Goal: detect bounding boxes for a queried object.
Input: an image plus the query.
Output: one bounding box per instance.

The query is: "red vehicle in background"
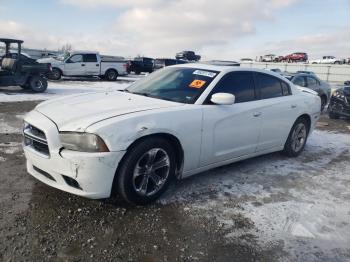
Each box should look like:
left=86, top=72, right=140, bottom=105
left=284, top=52, right=308, bottom=63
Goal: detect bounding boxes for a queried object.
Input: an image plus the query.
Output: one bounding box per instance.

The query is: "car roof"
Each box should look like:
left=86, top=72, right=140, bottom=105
left=70, top=51, right=99, bottom=55
left=0, top=38, right=24, bottom=44
left=172, top=63, right=292, bottom=78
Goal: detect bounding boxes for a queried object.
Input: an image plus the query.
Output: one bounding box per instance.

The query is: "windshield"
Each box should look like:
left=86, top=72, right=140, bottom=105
left=126, top=67, right=220, bottom=104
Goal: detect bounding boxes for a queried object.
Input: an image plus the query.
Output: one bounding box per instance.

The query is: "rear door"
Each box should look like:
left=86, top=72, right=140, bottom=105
left=83, top=54, right=100, bottom=75
left=200, top=71, right=262, bottom=166
left=255, top=72, right=300, bottom=151
left=63, top=54, right=85, bottom=76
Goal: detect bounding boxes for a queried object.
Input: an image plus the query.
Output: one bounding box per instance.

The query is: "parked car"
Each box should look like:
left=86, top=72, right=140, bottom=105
left=283, top=72, right=331, bottom=111
left=153, top=58, right=187, bottom=70
left=38, top=51, right=128, bottom=81
left=240, top=58, right=253, bottom=62
left=23, top=64, right=320, bottom=205
left=284, top=52, right=308, bottom=63
left=262, top=54, right=276, bottom=62
left=204, top=60, right=240, bottom=66
left=329, top=81, right=350, bottom=119
left=309, top=56, right=344, bottom=64
left=269, top=68, right=282, bottom=74
left=0, top=38, right=50, bottom=92
left=127, top=57, right=154, bottom=75
left=175, top=51, right=201, bottom=61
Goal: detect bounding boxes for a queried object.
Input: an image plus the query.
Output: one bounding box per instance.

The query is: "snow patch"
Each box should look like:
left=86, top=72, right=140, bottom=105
left=160, top=130, right=350, bottom=260
left=0, top=80, right=133, bottom=102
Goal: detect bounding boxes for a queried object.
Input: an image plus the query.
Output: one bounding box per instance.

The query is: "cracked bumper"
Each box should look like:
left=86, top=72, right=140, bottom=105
left=23, top=110, right=125, bottom=199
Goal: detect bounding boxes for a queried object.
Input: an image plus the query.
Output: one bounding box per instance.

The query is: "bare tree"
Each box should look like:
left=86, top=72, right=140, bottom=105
left=58, top=43, right=73, bottom=55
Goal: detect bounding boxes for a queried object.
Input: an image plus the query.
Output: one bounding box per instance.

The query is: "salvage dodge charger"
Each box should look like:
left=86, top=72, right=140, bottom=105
left=23, top=64, right=321, bottom=205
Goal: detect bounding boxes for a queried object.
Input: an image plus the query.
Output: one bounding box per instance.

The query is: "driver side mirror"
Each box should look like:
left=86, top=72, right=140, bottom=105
left=210, top=93, right=235, bottom=105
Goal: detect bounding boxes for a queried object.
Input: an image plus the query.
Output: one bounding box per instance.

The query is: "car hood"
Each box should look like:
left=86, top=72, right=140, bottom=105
left=35, top=91, right=182, bottom=131
left=37, top=57, right=64, bottom=65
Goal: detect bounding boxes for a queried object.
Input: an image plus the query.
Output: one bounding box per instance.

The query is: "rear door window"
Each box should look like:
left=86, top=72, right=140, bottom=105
left=293, top=76, right=306, bottom=87
left=256, top=73, right=283, bottom=99
left=306, top=76, right=319, bottom=87
left=84, top=54, right=98, bottom=63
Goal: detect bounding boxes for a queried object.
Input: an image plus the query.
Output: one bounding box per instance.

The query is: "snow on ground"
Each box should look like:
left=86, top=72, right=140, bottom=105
left=161, top=130, right=350, bottom=260
left=0, top=78, right=137, bottom=102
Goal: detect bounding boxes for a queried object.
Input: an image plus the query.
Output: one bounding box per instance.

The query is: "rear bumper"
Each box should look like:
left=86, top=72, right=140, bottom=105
left=23, top=110, right=126, bottom=199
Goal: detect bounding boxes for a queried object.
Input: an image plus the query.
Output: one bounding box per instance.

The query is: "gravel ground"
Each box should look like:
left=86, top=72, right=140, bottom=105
left=1, top=87, right=350, bottom=261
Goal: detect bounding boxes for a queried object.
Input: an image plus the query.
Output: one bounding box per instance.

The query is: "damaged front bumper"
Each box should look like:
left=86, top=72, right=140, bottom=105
left=23, top=110, right=125, bottom=199
left=329, top=97, right=350, bottom=117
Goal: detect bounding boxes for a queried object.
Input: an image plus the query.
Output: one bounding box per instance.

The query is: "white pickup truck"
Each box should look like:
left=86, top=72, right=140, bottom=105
left=38, top=52, right=128, bottom=81
left=309, top=56, right=344, bottom=64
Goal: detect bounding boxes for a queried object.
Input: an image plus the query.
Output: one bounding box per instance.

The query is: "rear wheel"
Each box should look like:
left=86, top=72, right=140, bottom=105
left=50, top=68, right=62, bottom=80
left=283, top=118, right=309, bottom=157
left=115, top=138, right=176, bottom=205
left=105, top=69, right=118, bottom=81
left=29, top=76, right=48, bottom=93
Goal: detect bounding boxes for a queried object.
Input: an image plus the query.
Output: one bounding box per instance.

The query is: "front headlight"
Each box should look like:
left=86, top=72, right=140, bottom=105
left=59, top=132, right=109, bottom=152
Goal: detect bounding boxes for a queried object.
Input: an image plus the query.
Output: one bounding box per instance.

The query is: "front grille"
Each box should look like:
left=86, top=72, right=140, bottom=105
left=23, top=123, right=50, bottom=157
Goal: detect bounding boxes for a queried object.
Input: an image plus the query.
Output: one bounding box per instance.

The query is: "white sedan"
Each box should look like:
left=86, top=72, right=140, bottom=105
left=23, top=64, right=321, bottom=205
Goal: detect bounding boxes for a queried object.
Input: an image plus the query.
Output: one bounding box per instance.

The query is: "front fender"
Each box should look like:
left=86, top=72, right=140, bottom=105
left=86, top=106, right=203, bottom=172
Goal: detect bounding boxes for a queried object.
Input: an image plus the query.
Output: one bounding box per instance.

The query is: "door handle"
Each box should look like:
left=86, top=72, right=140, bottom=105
left=253, top=112, right=262, bottom=117
left=291, top=104, right=297, bottom=108
left=81, top=64, right=85, bottom=66
left=96, top=64, right=99, bottom=67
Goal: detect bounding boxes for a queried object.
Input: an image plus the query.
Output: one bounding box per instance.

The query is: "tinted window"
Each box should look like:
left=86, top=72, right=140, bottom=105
left=68, top=55, right=83, bottom=63
left=257, top=73, right=283, bottom=99
left=306, top=76, right=318, bottom=87
left=293, top=76, right=306, bottom=87
left=84, top=54, right=97, bottom=62
left=209, top=71, right=256, bottom=103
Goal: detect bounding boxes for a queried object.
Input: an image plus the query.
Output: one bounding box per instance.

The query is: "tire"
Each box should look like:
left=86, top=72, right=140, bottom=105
left=50, top=68, right=62, bottom=80
left=29, top=76, right=48, bottom=93
left=283, top=117, right=309, bottom=157
left=115, top=137, right=176, bottom=205
left=329, top=111, right=340, bottom=119
left=105, top=69, right=118, bottom=81
left=320, top=96, right=327, bottom=112
left=135, top=70, right=141, bottom=75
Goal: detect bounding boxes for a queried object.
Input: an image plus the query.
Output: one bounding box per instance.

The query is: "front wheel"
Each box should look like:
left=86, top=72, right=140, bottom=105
left=29, top=76, right=48, bottom=93
left=115, top=138, right=176, bottom=205
left=283, top=118, right=309, bottom=157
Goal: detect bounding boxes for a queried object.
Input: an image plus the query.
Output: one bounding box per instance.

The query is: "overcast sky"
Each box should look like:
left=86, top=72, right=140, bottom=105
left=0, top=0, right=349, bottom=59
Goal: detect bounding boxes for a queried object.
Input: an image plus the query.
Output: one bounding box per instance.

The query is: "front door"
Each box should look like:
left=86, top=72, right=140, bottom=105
left=200, top=71, right=262, bottom=166
left=63, top=54, right=85, bottom=76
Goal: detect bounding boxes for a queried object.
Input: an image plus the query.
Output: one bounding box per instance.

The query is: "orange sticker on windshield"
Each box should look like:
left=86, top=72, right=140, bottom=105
left=189, top=80, right=206, bottom=89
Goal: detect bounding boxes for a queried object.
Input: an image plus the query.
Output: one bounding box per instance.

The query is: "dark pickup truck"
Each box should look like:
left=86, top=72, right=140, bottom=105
left=0, top=38, right=51, bottom=92
left=175, top=51, right=201, bottom=61
left=127, top=57, right=154, bottom=75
